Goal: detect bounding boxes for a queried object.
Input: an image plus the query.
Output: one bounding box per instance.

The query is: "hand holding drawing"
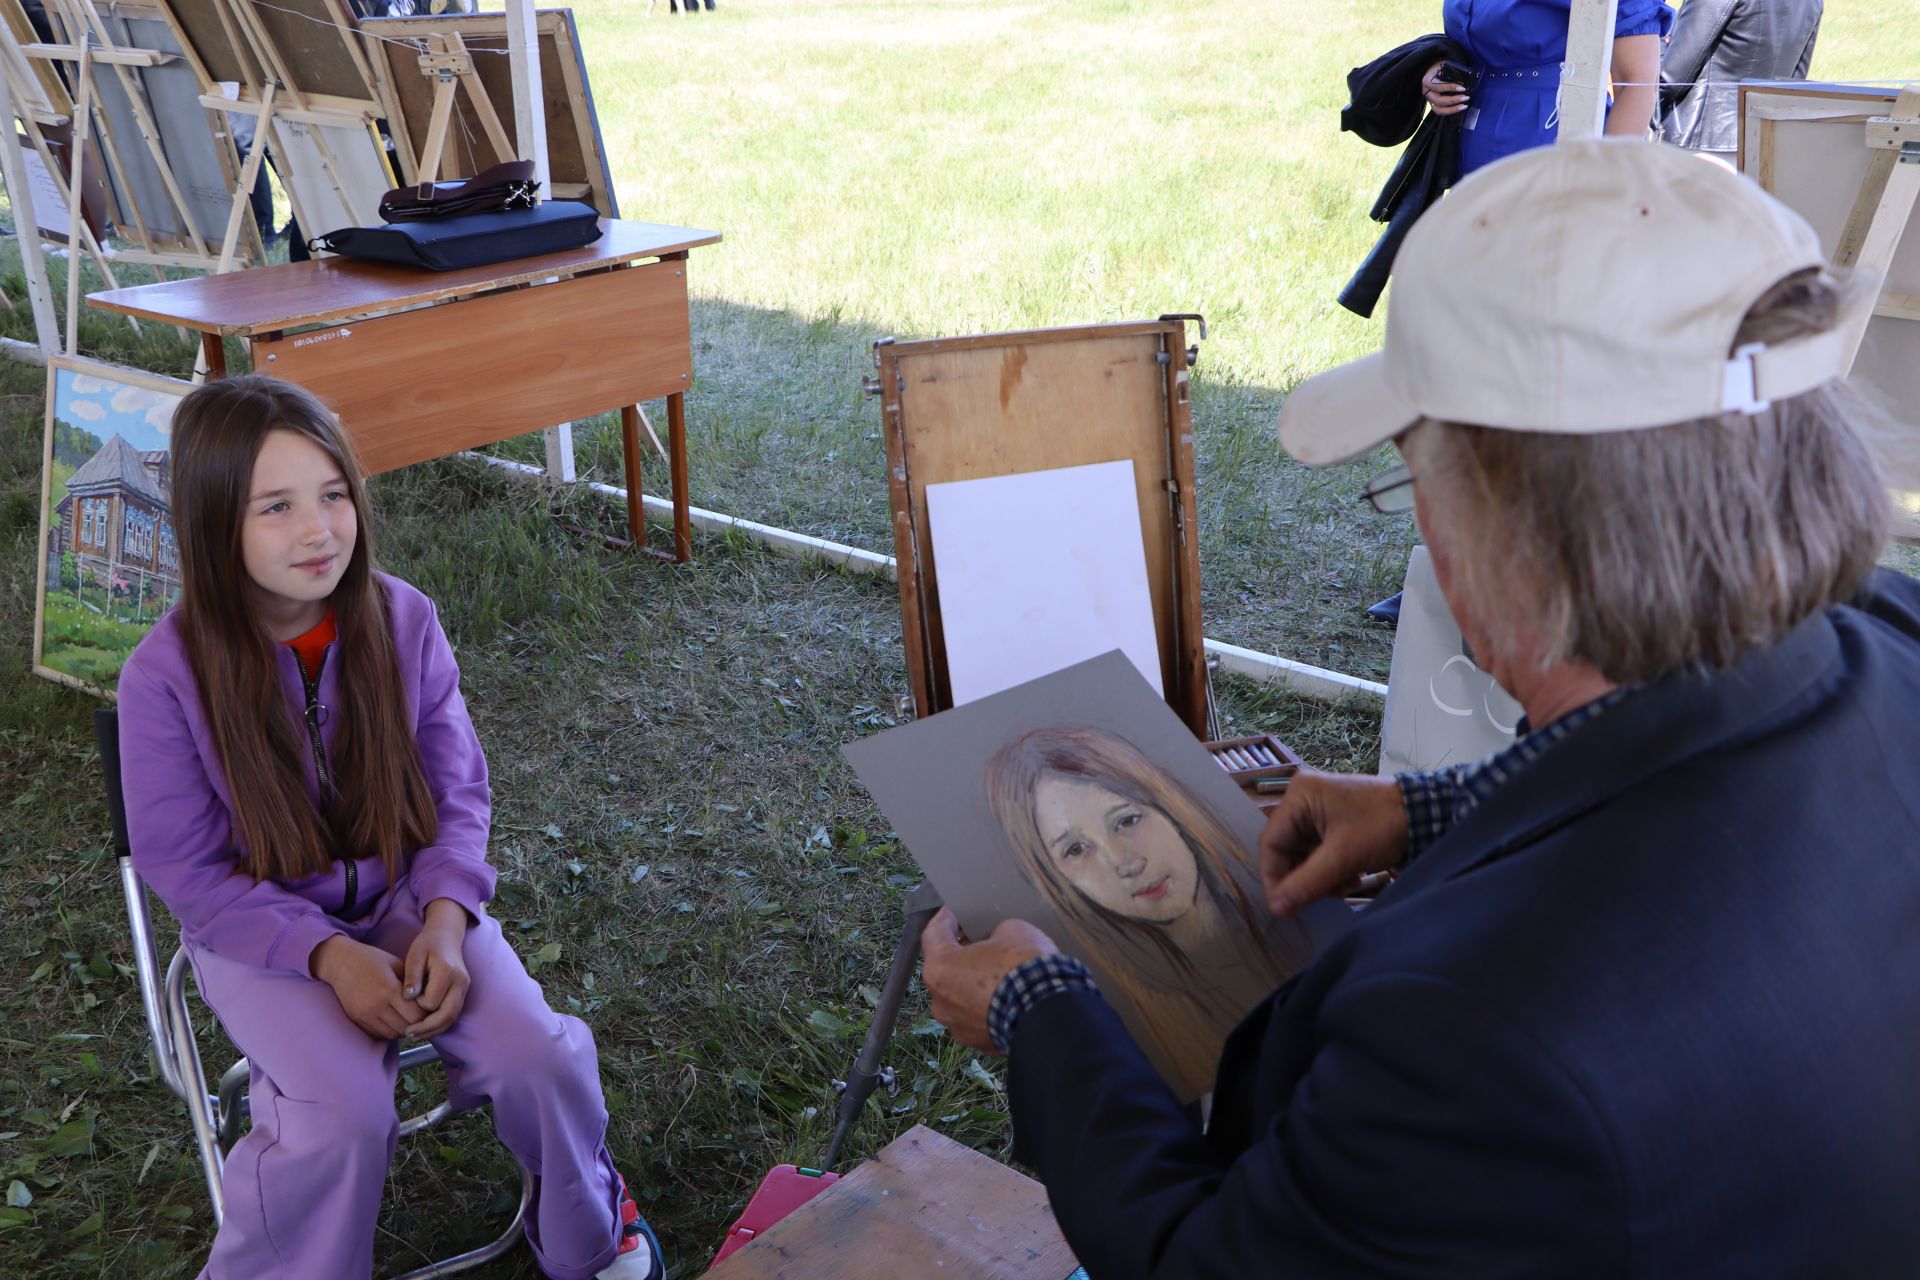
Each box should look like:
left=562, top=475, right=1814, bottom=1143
left=1261, top=771, right=1409, bottom=918
left=921, top=907, right=1060, bottom=1055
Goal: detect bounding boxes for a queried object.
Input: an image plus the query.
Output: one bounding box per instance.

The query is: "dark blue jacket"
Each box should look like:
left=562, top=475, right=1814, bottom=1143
left=1009, top=570, right=1920, bottom=1278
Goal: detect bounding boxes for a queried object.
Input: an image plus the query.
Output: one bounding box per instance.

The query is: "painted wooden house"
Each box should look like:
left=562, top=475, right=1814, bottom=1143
left=48, top=433, right=180, bottom=605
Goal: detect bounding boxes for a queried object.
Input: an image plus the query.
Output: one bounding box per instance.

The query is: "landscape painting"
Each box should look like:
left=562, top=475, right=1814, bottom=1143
left=33, top=357, right=193, bottom=696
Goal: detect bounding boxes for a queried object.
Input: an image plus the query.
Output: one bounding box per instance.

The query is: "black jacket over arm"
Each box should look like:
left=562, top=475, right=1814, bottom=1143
left=1338, top=35, right=1466, bottom=318
left=1009, top=570, right=1920, bottom=1278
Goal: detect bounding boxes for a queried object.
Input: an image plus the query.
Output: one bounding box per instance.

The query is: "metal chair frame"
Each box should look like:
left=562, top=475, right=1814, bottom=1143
left=100, top=708, right=532, bottom=1279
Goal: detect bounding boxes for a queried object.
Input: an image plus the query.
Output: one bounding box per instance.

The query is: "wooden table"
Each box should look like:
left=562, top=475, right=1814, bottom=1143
left=701, top=1125, right=1081, bottom=1279
left=86, top=218, right=722, bottom=561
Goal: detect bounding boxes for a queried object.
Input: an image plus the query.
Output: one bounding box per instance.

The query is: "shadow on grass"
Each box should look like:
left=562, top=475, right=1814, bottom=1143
left=0, top=266, right=1388, bottom=1278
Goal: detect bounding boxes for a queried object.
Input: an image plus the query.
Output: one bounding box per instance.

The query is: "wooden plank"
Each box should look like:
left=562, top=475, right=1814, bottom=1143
left=700, top=1126, right=1076, bottom=1280
left=253, top=260, right=690, bottom=474
left=882, top=325, right=1205, bottom=736
left=87, top=217, right=721, bottom=333
left=1555, top=0, right=1619, bottom=140
left=1160, top=323, right=1208, bottom=736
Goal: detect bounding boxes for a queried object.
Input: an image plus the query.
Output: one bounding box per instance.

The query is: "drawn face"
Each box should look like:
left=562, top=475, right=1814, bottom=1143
left=241, top=429, right=356, bottom=638
left=1031, top=776, right=1200, bottom=923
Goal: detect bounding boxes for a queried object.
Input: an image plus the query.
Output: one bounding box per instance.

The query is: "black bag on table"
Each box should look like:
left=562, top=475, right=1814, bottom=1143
left=309, top=200, right=603, bottom=272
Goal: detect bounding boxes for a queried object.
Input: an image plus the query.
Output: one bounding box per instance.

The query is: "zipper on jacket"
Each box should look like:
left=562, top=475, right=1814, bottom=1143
left=298, top=663, right=353, bottom=916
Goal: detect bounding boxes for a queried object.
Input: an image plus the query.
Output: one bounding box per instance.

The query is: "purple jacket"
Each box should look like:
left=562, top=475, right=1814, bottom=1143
left=117, top=573, right=496, bottom=976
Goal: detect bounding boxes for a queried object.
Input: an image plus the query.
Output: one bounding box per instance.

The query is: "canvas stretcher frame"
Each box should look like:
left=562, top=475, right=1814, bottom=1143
left=1739, top=81, right=1920, bottom=541
left=869, top=318, right=1213, bottom=740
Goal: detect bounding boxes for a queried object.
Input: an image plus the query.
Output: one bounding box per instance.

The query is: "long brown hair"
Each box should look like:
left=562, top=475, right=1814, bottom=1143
left=985, top=727, right=1286, bottom=1095
left=169, top=375, right=436, bottom=882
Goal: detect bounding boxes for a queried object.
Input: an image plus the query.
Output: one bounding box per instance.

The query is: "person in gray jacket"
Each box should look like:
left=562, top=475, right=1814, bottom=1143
left=1659, top=0, right=1822, bottom=161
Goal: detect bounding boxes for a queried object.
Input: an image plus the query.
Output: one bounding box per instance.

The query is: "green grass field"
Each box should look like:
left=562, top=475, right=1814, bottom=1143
left=1, top=1, right=1917, bottom=1275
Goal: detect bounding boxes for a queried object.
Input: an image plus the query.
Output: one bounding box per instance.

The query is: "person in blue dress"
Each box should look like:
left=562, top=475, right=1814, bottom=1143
left=1422, top=0, right=1674, bottom=175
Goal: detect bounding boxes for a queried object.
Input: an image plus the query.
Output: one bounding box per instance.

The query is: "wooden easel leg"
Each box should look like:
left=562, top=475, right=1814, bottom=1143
left=201, top=332, right=226, bottom=380
left=620, top=404, right=645, bottom=548
left=667, top=390, right=691, bottom=562
left=0, top=79, right=60, bottom=355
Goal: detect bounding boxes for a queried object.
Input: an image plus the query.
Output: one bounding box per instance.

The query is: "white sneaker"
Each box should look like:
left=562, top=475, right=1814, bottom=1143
left=596, top=1176, right=663, bottom=1280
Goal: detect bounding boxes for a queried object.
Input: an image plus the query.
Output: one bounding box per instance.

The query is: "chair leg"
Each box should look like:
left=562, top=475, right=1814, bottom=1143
left=391, top=1159, right=532, bottom=1280
left=217, top=1057, right=250, bottom=1151
left=166, top=948, right=227, bottom=1227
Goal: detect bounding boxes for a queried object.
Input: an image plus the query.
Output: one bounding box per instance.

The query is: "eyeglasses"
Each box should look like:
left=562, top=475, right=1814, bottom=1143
left=1360, top=465, right=1416, bottom=514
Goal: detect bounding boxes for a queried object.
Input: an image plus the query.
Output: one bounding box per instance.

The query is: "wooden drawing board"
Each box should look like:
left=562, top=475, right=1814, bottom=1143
left=1740, top=81, right=1920, bottom=537
left=874, top=320, right=1211, bottom=739
left=362, top=10, right=617, bottom=215
left=699, top=1125, right=1077, bottom=1280
left=157, top=0, right=379, bottom=109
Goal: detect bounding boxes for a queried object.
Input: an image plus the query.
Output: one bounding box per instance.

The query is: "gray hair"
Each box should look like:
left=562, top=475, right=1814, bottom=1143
left=1404, top=269, right=1897, bottom=685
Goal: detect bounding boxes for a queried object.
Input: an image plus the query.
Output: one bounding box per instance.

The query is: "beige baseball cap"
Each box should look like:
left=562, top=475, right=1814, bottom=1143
left=1278, top=137, right=1859, bottom=466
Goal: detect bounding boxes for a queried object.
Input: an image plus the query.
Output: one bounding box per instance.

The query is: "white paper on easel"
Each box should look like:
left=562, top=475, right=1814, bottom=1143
left=926, top=459, right=1163, bottom=705
left=18, top=144, right=71, bottom=239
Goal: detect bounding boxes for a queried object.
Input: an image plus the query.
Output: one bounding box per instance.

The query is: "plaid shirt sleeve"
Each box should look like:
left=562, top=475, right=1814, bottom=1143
left=1397, top=764, right=1473, bottom=863
left=988, top=953, right=1100, bottom=1055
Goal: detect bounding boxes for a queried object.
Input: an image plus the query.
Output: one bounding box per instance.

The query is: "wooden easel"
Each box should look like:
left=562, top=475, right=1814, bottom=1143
left=1739, top=81, right=1920, bottom=541
left=0, top=9, right=140, bottom=353
left=869, top=318, right=1214, bottom=740
left=361, top=9, right=619, bottom=215
left=402, top=31, right=512, bottom=183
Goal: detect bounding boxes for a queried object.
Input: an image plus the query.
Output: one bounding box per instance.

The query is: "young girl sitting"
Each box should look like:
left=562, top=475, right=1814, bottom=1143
left=117, top=375, right=662, bottom=1280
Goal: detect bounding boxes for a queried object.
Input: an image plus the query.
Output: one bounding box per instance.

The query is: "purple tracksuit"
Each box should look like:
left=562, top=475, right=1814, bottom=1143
left=117, top=573, right=623, bottom=1280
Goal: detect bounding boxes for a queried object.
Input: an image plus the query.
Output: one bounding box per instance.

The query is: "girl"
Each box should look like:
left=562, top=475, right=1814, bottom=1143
left=117, top=375, right=662, bottom=1280
left=984, top=727, right=1313, bottom=1098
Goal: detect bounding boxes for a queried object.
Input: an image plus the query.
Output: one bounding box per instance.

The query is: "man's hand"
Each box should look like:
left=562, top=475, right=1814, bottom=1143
left=402, top=899, right=472, bottom=1040
left=312, top=935, right=427, bottom=1040
left=921, top=907, right=1059, bottom=1056
left=1261, top=771, right=1410, bottom=918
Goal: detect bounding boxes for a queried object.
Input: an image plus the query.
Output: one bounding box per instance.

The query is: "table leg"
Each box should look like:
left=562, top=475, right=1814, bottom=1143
left=202, top=332, right=226, bottom=379
left=619, top=405, right=646, bottom=549
left=667, top=390, right=691, bottom=563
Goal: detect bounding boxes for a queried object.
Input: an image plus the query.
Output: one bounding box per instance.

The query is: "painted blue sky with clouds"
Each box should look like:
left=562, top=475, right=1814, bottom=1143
left=53, top=366, right=186, bottom=455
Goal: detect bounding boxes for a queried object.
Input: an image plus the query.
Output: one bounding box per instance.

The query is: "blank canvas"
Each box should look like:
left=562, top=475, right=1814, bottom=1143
left=926, top=459, right=1162, bottom=705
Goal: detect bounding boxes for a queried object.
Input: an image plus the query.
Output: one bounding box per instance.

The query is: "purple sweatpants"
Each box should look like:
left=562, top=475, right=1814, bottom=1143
left=187, top=878, right=622, bottom=1280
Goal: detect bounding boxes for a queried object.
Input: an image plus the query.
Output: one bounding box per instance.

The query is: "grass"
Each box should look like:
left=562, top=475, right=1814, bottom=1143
left=2, top=0, right=1917, bottom=1275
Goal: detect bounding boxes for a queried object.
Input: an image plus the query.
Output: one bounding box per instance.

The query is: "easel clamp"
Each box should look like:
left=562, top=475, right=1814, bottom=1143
left=1864, top=118, right=1920, bottom=164
left=417, top=53, right=475, bottom=78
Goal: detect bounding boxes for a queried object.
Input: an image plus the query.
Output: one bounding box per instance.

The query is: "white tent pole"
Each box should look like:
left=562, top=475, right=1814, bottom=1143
left=1557, top=0, right=1621, bottom=140
left=505, top=0, right=570, bottom=480
left=505, top=0, right=549, bottom=191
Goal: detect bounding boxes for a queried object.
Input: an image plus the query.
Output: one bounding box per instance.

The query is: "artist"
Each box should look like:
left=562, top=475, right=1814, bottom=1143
left=921, top=138, right=1920, bottom=1276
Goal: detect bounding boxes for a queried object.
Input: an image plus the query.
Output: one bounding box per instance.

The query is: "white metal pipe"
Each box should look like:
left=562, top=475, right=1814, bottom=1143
left=467, top=452, right=1385, bottom=705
